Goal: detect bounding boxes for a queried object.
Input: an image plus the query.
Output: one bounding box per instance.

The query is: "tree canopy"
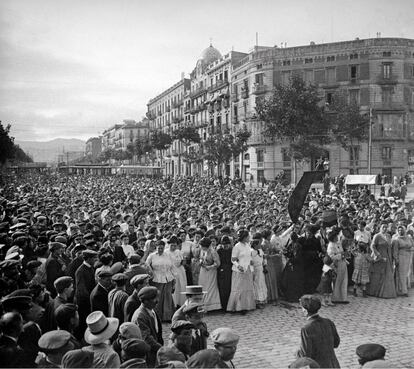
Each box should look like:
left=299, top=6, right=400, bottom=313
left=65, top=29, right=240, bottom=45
left=150, top=130, right=172, bottom=151
left=0, top=121, right=33, bottom=164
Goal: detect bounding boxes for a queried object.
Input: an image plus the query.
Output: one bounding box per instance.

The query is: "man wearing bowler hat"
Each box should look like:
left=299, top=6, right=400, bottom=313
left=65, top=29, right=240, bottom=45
left=90, top=269, right=113, bottom=316
left=132, top=286, right=163, bottom=367
left=172, top=285, right=206, bottom=323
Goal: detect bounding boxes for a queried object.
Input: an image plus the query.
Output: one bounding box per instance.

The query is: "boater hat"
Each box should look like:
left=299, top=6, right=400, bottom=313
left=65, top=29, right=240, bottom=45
left=180, top=285, right=207, bottom=295
left=84, top=311, right=119, bottom=345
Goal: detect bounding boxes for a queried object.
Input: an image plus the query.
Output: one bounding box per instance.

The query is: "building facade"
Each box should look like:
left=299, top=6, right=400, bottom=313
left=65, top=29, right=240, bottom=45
left=231, top=37, right=414, bottom=183
left=85, top=137, right=102, bottom=160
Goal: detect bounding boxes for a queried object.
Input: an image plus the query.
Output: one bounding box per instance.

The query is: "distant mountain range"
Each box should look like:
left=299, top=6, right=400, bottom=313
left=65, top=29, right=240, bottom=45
left=15, top=138, right=85, bottom=163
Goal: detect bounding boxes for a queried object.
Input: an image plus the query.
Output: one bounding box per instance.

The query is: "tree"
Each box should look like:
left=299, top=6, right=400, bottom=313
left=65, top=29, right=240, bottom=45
left=328, top=91, right=369, bottom=172
left=203, top=127, right=251, bottom=175
left=129, top=137, right=153, bottom=164
left=0, top=121, right=32, bottom=165
left=172, top=126, right=201, bottom=175
left=255, top=75, right=331, bottom=163
left=150, top=130, right=172, bottom=165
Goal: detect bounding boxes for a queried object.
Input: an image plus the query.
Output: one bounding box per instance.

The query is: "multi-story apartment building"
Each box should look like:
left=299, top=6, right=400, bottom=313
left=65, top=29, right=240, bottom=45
left=85, top=137, right=102, bottom=159
left=231, top=37, right=414, bottom=183
left=147, top=77, right=190, bottom=176
left=102, top=119, right=149, bottom=152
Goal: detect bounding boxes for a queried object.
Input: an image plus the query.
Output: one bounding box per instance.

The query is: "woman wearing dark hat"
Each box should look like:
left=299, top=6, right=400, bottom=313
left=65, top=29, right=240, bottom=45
left=298, top=224, right=323, bottom=294
left=216, top=236, right=233, bottom=311
left=226, top=230, right=256, bottom=314
left=146, top=240, right=175, bottom=322
left=198, top=237, right=221, bottom=312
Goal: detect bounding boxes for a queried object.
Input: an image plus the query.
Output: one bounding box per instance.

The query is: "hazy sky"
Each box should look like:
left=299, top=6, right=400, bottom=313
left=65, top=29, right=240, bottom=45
left=1, top=0, right=413, bottom=141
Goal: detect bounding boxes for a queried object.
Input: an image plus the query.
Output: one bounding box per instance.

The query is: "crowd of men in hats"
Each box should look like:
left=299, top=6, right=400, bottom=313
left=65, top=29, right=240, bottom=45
left=0, top=171, right=413, bottom=368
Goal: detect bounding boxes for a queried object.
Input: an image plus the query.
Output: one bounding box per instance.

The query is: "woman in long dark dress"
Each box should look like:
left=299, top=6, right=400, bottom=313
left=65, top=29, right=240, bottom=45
left=216, top=236, right=233, bottom=311
left=299, top=224, right=323, bottom=294
left=281, top=232, right=305, bottom=302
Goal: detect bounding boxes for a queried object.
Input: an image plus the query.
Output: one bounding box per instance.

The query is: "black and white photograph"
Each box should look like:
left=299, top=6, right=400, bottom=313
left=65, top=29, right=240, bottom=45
left=0, top=0, right=414, bottom=367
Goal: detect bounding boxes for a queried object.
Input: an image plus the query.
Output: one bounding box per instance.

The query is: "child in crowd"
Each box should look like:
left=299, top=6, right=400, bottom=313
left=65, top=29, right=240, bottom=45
left=320, top=255, right=336, bottom=306
left=352, top=242, right=373, bottom=297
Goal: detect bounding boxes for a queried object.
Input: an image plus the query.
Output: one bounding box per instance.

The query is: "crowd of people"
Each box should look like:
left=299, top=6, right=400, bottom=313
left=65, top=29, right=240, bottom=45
left=0, top=171, right=413, bottom=368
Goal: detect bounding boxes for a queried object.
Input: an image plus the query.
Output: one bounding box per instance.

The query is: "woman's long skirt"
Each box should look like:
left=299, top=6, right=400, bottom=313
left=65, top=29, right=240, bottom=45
left=226, top=269, right=256, bottom=312
left=396, top=250, right=412, bottom=295
left=332, top=259, right=348, bottom=302
left=173, top=265, right=187, bottom=307
left=265, top=255, right=279, bottom=302
left=199, top=266, right=222, bottom=311
left=152, top=281, right=175, bottom=322
left=217, top=266, right=232, bottom=311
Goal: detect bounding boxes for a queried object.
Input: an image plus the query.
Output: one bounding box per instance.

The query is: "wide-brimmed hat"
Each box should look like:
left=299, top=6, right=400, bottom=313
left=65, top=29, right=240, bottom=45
left=180, top=285, right=207, bottom=295
left=84, top=311, right=119, bottom=344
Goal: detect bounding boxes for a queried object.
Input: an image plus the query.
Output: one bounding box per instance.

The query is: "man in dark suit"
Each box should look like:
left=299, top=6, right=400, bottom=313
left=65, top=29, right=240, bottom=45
left=66, top=244, right=85, bottom=280
left=0, top=312, right=25, bottom=368
left=132, top=286, right=163, bottom=367
left=296, top=295, right=340, bottom=368
left=90, top=270, right=113, bottom=316
left=74, top=250, right=97, bottom=339
left=45, top=242, right=66, bottom=298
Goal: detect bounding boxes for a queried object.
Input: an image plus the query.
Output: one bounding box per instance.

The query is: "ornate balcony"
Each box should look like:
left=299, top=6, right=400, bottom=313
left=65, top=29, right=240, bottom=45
left=252, top=83, right=267, bottom=95
left=208, top=79, right=229, bottom=93
left=190, top=87, right=207, bottom=99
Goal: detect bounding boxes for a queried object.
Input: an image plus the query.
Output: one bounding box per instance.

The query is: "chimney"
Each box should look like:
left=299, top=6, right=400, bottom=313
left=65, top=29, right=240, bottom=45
left=181, top=72, right=184, bottom=80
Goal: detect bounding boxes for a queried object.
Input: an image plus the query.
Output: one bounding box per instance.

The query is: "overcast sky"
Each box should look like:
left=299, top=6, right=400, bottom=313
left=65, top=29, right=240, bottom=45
left=1, top=0, right=413, bottom=141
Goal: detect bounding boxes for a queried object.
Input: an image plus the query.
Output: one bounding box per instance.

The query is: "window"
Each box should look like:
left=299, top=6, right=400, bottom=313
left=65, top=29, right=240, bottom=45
left=282, top=148, right=291, bottom=167
left=327, top=55, right=335, bottom=62
left=382, top=147, right=392, bottom=160
left=305, top=58, right=313, bottom=64
left=349, top=146, right=360, bottom=166
left=382, top=63, right=392, bottom=79
left=283, top=60, right=291, bottom=66
left=375, top=114, right=404, bottom=138
left=257, top=170, right=265, bottom=183
left=382, top=88, right=392, bottom=105
left=349, top=89, right=360, bottom=105
left=326, top=92, right=334, bottom=105
left=350, top=53, right=359, bottom=60
left=256, top=64, right=263, bottom=69
left=326, top=67, right=336, bottom=83
left=350, top=65, right=359, bottom=80
left=304, top=70, right=314, bottom=83
left=281, top=71, right=291, bottom=85
left=255, top=73, right=264, bottom=85
left=383, top=51, right=391, bottom=57
left=257, top=149, right=264, bottom=165
left=224, top=70, right=228, bottom=81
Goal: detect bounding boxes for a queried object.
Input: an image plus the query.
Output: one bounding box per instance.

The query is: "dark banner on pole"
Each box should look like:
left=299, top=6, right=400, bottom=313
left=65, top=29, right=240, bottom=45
left=288, top=171, right=326, bottom=223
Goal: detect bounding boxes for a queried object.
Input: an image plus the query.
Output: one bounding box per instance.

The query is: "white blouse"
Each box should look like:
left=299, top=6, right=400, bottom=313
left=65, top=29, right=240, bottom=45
left=146, top=252, right=175, bottom=283
left=231, top=242, right=252, bottom=273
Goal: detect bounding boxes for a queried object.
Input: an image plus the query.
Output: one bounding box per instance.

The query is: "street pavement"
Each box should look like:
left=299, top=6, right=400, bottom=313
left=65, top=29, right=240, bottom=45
left=163, top=290, right=414, bottom=368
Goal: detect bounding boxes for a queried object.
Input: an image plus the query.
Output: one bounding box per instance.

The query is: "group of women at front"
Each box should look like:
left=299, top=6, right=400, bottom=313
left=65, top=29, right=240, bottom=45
left=145, top=218, right=414, bottom=321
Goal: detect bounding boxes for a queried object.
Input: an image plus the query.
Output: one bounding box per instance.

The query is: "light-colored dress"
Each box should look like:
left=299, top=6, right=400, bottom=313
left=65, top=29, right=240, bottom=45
left=168, top=249, right=187, bottom=306
left=226, top=241, right=256, bottom=312
left=367, top=233, right=397, bottom=298
left=251, top=248, right=267, bottom=304
left=392, top=235, right=414, bottom=295
left=327, top=241, right=348, bottom=302
left=198, top=247, right=222, bottom=312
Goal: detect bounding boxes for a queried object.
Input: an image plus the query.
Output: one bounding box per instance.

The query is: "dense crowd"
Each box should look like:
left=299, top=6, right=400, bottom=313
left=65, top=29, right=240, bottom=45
left=0, top=172, right=413, bottom=368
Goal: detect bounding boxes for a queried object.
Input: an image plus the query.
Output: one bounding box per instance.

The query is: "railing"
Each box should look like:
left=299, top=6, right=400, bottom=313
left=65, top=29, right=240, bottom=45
left=241, top=87, right=249, bottom=99
left=166, top=106, right=171, bottom=112
left=190, top=87, right=207, bottom=98
left=208, top=79, right=229, bottom=93
left=146, top=112, right=156, bottom=120
left=252, top=83, right=267, bottom=95
left=231, top=94, right=239, bottom=103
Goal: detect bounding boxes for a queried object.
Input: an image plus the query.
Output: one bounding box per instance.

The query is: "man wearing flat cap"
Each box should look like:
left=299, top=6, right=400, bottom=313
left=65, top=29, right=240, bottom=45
left=124, top=274, right=150, bottom=322
left=297, top=295, right=340, bottom=368
left=356, top=343, right=387, bottom=368
left=53, top=276, right=74, bottom=312
left=90, top=269, right=113, bottom=316
left=211, top=327, right=240, bottom=368
left=108, top=273, right=129, bottom=324
left=45, top=242, right=66, bottom=298
left=183, top=302, right=208, bottom=355
left=37, top=330, right=75, bottom=368
left=0, top=259, right=24, bottom=297
left=156, top=320, right=194, bottom=366
left=120, top=338, right=150, bottom=368
left=132, top=286, right=163, bottom=367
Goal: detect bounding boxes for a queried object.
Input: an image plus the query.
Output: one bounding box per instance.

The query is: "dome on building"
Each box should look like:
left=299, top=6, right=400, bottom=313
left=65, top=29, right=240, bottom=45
left=199, top=44, right=222, bottom=65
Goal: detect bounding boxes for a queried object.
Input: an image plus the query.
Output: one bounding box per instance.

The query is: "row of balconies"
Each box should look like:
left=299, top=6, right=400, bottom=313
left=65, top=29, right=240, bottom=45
left=208, top=79, right=229, bottom=93
left=190, top=86, right=207, bottom=99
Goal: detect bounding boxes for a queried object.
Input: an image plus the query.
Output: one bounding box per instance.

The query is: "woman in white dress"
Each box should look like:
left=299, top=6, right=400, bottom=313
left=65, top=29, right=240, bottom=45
left=198, top=237, right=222, bottom=312
left=168, top=235, right=187, bottom=307
left=251, top=238, right=267, bottom=308
left=226, top=230, right=256, bottom=314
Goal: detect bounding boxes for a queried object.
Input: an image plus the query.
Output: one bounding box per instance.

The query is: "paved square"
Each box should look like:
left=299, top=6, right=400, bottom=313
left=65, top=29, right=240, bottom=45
left=164, top=293, right=414, bottom=368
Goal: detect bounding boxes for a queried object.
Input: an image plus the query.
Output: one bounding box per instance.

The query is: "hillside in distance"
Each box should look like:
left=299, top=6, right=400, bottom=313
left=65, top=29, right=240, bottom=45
left=15, top=138, right=85, bottom=163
